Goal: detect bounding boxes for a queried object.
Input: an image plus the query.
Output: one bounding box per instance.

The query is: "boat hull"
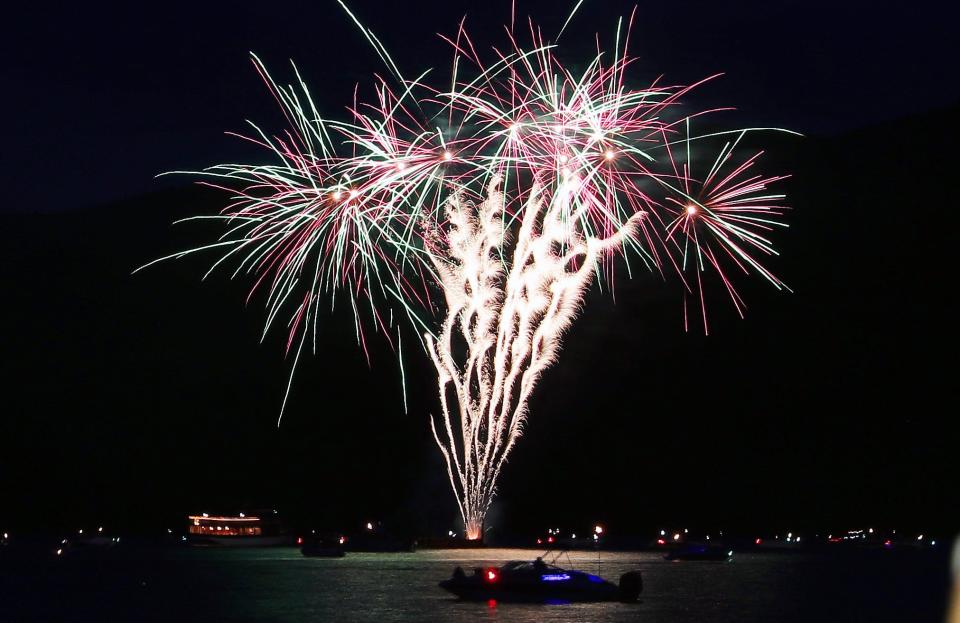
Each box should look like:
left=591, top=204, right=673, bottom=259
left=301, top=546, right=345, bottom=558
left=439, top=581, right=619, bottom=603
left=439, top=565, right=628, bottom=603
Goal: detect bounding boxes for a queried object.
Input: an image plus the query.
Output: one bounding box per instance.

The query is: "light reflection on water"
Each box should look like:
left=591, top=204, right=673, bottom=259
left=0, top=546, right=947, bottom=622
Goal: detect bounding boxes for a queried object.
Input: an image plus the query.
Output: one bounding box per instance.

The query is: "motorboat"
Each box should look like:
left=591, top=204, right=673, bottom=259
left=300, top=534, right=345, bottom=558
left=439, top=558, right=642, bottom=603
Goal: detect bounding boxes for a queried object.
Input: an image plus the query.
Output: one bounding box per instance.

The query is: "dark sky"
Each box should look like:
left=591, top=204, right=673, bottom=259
left=1, top=1, right=957, bottom=538
left=4, top=0, right=958, bottom=213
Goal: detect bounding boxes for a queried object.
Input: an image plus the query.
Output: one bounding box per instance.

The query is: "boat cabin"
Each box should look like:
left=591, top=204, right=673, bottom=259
left=187, top=513, right=264, bottom=537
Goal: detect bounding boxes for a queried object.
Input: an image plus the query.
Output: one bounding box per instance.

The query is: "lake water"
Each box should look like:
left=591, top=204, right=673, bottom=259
left=0, top=546, right=950, bottom=621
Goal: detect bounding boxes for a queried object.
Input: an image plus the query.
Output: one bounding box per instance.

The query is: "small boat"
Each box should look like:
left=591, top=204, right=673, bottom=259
left=300, top=535, right=345, bottom=558
left=663, top=545, right=733, bottom=561
left=439, top=559, right=642, bottom=603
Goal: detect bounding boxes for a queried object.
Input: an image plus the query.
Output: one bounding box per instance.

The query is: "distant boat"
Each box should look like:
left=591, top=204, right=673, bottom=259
left=186, top=510, right=291, bottom=547
left=300, top=534, right=346, bottom=558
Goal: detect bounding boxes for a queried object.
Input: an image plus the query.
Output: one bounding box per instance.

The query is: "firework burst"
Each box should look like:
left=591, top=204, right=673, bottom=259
left=144, top=3, right=796, bottom=537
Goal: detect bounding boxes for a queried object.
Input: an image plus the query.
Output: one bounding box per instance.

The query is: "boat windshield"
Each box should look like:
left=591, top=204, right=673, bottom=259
left=502, top=560, right=563, bottom=573
left=501, top=561, right=531, bottom=571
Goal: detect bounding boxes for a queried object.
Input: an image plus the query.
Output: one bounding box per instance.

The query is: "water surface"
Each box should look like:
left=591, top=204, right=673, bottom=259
left=0, top=546, right=948, bottom=621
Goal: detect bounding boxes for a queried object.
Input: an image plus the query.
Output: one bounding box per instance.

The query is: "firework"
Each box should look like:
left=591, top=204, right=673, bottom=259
left=145, top=4, right=794, bottom=538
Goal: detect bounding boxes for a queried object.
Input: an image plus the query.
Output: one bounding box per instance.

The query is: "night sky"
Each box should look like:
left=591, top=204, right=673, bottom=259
left=2, top=0, right=957, bottom=538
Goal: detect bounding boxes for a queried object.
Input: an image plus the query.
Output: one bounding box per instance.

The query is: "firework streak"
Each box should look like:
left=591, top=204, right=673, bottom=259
left=146, top=4, right=795, bottom=538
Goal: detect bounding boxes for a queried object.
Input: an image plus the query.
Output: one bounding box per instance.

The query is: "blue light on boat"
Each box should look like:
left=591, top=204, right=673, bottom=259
left=541, top=573, right=571, bottom=582
left=586, top=574, right=604, bottom=583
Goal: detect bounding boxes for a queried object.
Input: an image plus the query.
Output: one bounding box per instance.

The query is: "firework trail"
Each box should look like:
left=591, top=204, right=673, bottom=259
left=144, top=2, right=795, bottom=538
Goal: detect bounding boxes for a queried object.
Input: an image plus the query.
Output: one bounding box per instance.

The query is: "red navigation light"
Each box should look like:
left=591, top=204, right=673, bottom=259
left=485, top=568, right=499, bottom=583
left=755, top=538, right=762, bottom=545
left=297, top=537, right=303, bottom=545
left=536, top=538, right=542, bottom=545
left=657, top=538, right=666, bottom=545
left=547, top=536, right=554, bottom=544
